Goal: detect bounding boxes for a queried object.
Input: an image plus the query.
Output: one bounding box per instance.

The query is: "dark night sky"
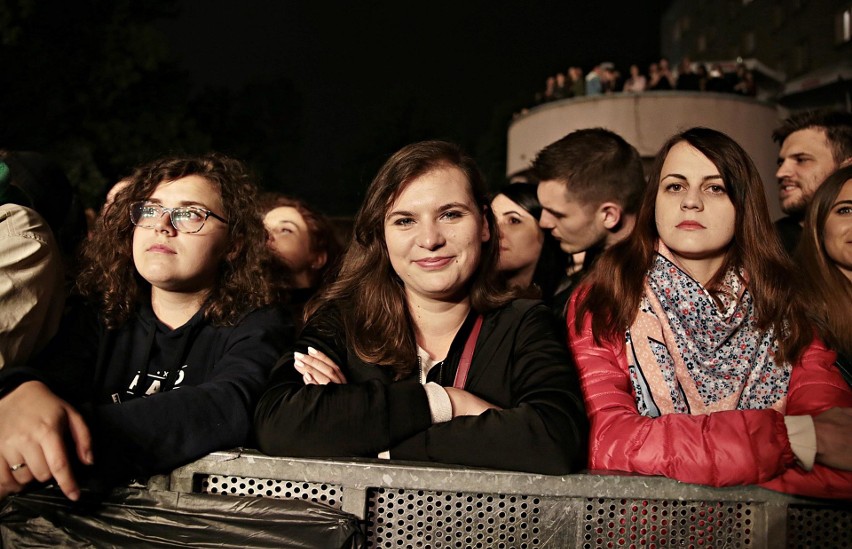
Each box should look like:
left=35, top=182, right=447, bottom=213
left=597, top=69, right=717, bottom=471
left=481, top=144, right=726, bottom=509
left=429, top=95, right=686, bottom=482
left=157, top=1, right=668, bottom=212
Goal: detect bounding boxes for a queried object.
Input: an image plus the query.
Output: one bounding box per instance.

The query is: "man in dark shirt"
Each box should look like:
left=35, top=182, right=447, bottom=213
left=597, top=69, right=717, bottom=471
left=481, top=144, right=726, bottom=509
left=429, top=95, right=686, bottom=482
left=773, top=110, right=852, bottom=255
left=532, top=128, right=645, bottom=316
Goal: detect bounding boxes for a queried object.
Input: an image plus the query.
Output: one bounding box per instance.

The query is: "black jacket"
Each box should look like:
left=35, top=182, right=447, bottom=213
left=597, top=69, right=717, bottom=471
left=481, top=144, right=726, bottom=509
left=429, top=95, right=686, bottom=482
left=254, top=299, right=588, bottom=475
left=0, top=300, right=291, bottom=480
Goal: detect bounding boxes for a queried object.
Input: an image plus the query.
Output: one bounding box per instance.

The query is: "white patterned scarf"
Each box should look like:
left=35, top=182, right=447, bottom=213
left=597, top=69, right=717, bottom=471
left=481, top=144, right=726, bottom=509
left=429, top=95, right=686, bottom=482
left=626, top=244, right=790, bottom=417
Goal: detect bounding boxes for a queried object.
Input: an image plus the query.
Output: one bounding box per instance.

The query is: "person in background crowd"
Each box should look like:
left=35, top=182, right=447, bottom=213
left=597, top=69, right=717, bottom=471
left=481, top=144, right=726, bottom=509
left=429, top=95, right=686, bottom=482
left=647, top=62, right=663, bottom=90
left=675, top=57, right=700, bottom=91
left=657, top=58, right=676, bottom=89
left=557, top=72, right=573, bottom=100
left=706, top=64, right=730, bottom=93
left=797, top=164, right=852, bottom=386
left=84, top=178, right=132, bottom=238
left=569, top=127, right=852, bottom=498
left=602, top=66, right=620, bottom=94
left=533, top=128, right=645, bottom=315
left=260, top=193, right=343, bottom=326
left=569, top=67, right=585, bottom=97
left=585, top=64, right=606, bottom=96
left=491, top=183, right=569, bottom=309
left=622, top=64, right=646, bottom=93
left=0, top=152, right=68, bottom=369
left=103, top=178, right=131, bottom=215
left=535, top=76, right=557, bottom=105
left=694, top=63, right=709, bottom=92
left=0, top=153, right=291, bottom=501
left=733, top=65, right=756, bottom=97
left=773, top=110, right=852, bottom=255
left=254, top=140, right=588, bottom=475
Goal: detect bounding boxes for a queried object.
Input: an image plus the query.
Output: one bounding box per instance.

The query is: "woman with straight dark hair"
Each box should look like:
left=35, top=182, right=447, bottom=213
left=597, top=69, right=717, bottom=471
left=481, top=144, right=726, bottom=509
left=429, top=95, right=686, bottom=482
left=798, top=164, right=852, bottom=385
left=255, top=140, right=587, bottom=474
left=491, top=183, right=570, bottom=307
left=569, top=127, right=852, bottom=498
left=0, top=154, right=291, bottom=500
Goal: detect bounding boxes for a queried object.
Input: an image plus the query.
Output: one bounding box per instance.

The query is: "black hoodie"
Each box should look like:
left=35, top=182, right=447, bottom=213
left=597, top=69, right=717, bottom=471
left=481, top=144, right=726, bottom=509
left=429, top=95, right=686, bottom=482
left=0, top=299, right=292, bottom=481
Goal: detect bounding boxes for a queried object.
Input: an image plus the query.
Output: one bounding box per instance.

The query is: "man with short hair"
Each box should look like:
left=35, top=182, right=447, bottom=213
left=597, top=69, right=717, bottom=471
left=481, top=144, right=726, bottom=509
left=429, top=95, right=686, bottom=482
left=773, top=110, right=852, bottom=254
left=585, top=63, right=613, bottom=96
left=533, top=128, right=645, bottom=315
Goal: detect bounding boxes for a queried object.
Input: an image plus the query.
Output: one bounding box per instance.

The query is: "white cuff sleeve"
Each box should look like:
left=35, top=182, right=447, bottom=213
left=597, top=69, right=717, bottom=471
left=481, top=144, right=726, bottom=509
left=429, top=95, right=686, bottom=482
left=423, top=382, right=452, bottom=424
left=377, top=450, right=390, bottom=459
left=784, top=415, right=817, bottom=471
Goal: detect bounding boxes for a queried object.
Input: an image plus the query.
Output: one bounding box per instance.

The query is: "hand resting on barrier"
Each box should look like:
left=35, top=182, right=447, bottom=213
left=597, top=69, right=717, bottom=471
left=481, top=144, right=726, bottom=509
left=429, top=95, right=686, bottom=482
left=814, top=407, right=852, bottom=471
left=0, top=381, right=93, bottom=501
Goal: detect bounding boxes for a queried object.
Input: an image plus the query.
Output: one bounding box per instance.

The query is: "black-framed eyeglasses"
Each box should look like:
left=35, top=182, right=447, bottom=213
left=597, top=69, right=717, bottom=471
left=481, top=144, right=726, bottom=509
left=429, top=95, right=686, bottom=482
left=130, top=201, right=229, bottom=234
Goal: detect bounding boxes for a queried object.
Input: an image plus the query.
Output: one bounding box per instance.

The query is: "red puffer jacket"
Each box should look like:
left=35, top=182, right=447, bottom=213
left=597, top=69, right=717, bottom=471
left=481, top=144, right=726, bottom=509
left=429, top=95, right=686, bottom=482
left=568, top=294, right=852, bottom=499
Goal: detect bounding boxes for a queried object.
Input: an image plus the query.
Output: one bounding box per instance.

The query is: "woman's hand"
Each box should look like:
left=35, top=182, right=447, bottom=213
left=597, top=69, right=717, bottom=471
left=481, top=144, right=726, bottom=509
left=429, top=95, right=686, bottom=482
left=813, top=407, right=852, bottom=470
left=444, top=387, right=502, bottom=417
left=294, top=347, right=347, bottom=385
left=0, top=381, right=93, bottom=501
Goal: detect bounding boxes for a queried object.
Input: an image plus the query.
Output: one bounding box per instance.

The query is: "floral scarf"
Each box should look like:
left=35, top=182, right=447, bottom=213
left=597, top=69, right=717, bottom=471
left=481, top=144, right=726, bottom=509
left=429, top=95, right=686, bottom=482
left=626, top=244, right=790, bottom=417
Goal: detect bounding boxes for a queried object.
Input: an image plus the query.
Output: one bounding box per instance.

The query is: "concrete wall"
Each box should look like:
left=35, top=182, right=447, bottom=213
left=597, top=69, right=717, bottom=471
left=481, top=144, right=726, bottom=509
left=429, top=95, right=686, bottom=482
left=507, top=91, right=784, bottom=220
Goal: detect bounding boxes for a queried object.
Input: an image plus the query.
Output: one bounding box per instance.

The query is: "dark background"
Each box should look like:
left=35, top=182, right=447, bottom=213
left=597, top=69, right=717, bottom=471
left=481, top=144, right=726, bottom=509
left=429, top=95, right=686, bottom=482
left=0, top=0, right=667, bottom=215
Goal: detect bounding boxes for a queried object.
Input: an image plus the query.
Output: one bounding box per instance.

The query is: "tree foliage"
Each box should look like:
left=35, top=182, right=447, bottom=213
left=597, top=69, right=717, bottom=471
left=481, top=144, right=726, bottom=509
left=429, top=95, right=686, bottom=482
left=0, top=0, right=209, bottom=207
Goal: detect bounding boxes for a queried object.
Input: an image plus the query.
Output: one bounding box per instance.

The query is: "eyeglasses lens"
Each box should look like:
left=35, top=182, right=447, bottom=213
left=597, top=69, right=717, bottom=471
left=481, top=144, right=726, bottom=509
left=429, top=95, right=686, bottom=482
left=130, top=202, right=206, bottom=233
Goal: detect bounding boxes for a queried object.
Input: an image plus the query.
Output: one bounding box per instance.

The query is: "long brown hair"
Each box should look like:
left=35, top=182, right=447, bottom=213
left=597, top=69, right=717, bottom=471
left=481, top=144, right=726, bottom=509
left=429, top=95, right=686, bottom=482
left=308, top=140, right=513, bottom=378
left=797, top=164, right=852, bottom=358
left=78, top=153, right=278, bottom=328
left=575, top=127, right=809, bottom=364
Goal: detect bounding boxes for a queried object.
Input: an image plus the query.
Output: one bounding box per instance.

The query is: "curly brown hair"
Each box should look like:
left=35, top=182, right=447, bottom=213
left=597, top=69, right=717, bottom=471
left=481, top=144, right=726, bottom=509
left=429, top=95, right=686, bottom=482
left=78, top=153, right=278, bottom=328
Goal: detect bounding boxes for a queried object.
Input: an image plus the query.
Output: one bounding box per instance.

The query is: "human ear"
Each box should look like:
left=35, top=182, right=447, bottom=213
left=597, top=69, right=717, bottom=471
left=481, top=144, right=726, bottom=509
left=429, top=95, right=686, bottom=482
left=480, top=208, right=491, bottom=243
left=312, top=250, right=328, bottom=270
left=599, top=203, right=624, bottom=231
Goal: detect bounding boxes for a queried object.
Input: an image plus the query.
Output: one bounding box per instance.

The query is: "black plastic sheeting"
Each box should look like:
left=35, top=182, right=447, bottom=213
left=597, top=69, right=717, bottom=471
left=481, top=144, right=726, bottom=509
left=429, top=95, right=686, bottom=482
left=0, top=486, right=364, bottom=548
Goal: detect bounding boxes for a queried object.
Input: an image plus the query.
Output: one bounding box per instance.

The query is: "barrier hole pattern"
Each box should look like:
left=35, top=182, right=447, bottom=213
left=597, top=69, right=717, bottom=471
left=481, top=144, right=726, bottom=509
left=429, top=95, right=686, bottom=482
left=786, top=505, right=852, bottom=549
left=365, top=488, right=542, bottom=548
left=582, top=498, right=758, bottom=549
left=197, top=474, right=342, bottom=509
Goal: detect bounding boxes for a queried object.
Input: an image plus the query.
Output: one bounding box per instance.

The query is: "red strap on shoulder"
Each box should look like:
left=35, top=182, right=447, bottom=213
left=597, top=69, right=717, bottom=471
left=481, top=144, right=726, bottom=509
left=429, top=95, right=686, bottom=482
left=453, top=315, right=483, bottom=389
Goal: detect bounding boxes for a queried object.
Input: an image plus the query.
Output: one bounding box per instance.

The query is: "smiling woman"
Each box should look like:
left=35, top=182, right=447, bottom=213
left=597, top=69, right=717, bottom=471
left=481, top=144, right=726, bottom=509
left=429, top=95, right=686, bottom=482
left=254, top=140, right=588, bottom=474
left=0, top=154, right=292, bottom=501
left=568, top=127, right=852, bottom=498
left=798, top=164, right=852, bottom=385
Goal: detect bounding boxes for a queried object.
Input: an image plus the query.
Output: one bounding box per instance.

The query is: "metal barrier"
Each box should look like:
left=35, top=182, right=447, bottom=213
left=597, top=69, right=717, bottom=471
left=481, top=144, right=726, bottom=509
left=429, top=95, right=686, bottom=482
left=162, top=450, right=852, bottom=549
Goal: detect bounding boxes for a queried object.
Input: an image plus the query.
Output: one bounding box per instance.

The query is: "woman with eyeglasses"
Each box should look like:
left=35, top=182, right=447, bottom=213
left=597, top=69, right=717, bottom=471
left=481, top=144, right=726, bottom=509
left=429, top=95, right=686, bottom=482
left=0, top=154, right=291, bottom=501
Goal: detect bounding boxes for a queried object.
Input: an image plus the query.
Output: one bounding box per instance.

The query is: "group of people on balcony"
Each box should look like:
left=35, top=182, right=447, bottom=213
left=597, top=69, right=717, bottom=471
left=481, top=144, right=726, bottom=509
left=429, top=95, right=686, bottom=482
left=531, top=57, right=757, bottom=110
left=0, top=109, right=850, bottom=505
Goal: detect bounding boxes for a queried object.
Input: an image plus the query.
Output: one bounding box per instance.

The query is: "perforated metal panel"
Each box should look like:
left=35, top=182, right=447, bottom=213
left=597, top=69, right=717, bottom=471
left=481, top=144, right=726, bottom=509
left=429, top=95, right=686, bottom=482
left=787, top=505, right=852, bottom=549
left=365, top=488, right=576, bottom=548
left=196, top=474, right=343, bottom=509
left=582, top=498, right=758, bottom=549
